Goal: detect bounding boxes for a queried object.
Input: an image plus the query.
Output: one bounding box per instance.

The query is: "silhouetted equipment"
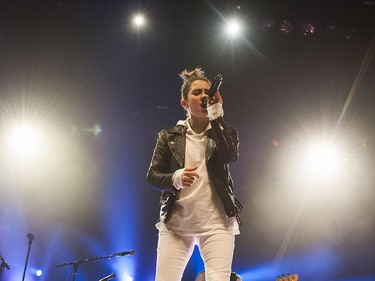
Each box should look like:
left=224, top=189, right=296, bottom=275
left=98, top=272, right=116, bottom=281
left=22, top=233, right=35, bottom=281
left=56, top=250, right=135, bottom=281
left=0, top=254, right=11, bottom=281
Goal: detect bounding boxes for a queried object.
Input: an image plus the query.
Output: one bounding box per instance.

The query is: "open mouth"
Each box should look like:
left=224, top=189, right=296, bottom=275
left=200, top=96, right=207, bottom=108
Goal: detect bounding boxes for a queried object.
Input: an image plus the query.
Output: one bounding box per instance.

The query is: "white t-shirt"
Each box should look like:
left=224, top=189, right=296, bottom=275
left=157, top=115, right=239, bottom=236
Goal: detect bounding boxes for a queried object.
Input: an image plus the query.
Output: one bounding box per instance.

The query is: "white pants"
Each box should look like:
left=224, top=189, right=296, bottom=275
left=155, top=229, right=235, bottom=281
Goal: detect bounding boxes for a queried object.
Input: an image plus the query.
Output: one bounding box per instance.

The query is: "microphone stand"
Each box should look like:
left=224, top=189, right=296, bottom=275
left=0, top=254, right=11, bottom=281
left=55, top=250, right=134, bottom=281
left=98, top=272, right=116, bottom=281
left=22, top=233, right=34, bottom=281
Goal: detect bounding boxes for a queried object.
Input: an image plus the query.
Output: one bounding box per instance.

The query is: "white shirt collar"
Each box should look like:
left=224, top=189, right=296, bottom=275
left=176, top=118, right=211, bottom=134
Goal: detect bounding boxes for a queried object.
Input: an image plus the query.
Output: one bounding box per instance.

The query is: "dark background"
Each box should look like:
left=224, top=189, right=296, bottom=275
left=0, top=1, right=374, bottom=281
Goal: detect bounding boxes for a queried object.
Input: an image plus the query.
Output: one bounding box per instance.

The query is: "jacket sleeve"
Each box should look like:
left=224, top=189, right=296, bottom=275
left=210, top=116, right=239, bottom=164
left=146, top=130, right=178, bottom=193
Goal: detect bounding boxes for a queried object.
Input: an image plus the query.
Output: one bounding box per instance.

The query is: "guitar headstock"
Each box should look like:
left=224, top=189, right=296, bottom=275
left=276, top=273, right=299, bottom=281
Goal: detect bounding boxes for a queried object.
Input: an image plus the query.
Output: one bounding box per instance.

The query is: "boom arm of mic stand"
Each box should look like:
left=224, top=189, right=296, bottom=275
left=56, top=249, right=135, bottom=268
left=57, top=249, right=134, bottom=266
left=56, top=251, right=134, bottom=281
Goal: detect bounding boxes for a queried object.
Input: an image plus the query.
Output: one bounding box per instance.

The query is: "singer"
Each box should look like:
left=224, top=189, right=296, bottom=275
left=146, top=67, right=243, bottom=281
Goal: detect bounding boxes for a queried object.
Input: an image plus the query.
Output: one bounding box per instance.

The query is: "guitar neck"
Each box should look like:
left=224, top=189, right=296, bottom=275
left=276, top=273, right=299, bottom=281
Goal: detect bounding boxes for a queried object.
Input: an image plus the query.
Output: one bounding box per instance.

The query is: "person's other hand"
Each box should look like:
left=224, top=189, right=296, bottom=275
left=209, top=90, right=223, bottom=105
left=182, top=167, right=199, bottom=188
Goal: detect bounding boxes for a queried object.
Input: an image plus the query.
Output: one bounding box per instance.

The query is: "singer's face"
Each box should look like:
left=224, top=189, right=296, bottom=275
left=182, top=80, right=210, bottom=119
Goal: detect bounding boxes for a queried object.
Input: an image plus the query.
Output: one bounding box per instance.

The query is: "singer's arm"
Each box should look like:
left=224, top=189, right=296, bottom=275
left=207, top=100, right=239, bottom=164
left=210, top=117, right=239, bottom=163
left=146, top=129, right=181, bottom=193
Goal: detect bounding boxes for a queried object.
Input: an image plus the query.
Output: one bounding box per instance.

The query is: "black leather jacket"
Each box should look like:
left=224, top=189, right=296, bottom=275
left=146, top=116, right=243, bottom=225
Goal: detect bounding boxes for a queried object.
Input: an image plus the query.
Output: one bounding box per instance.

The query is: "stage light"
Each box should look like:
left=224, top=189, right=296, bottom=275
left=133, top=14, right=145, bottom=27
left=225, top=19, right=242, bottom=37
left=263, top=18, right=275, bottom=30
left=275, top=133, right=349, bottom=192
left=9, top=125, right=40, bottom=148
left=305, top=141, right=340, bottom=177
left=302, top=23, right=315, bottom=37
left=279, top=20, right=293, bottom=34
left=5, top=123, right=44, bottom=158
left=116, top=272, right=135, bottom=281
left=286, top=138, right=345, bottom=188
left=29, top=267, right=43, bottom=277
left=86, top=123, right=102, bottom=137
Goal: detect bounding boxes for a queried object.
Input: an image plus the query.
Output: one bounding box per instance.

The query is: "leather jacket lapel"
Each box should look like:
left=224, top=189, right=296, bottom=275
left=167, top=126, right=186, bottom=168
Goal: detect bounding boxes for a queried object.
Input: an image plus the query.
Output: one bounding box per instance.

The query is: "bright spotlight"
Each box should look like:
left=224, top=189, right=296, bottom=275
left=306, top=142, right=339, bottom=174
left=284, top=137, right=346, bottom=190
left=297, top=140, right=343, bottom=185
left=29, top=268, right=43, bottom=277
left=226, top=20, right=241, bottom=36
left=7, top=123, right=44, bottom=157
left=133, top=14, right=145, bottom=27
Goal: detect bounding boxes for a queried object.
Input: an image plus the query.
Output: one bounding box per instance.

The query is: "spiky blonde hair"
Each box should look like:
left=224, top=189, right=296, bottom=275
left=179, top=67, right=210, bottom=101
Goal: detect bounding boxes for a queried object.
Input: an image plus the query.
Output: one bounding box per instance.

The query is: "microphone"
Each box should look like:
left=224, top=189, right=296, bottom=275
left=98, top=272, right=116, bottom=281
left=207, top=74, right=223, bottom=98
left=201, top=74, right=223, bottom=108
left=27, top=233, right=34, bottom=245
left=112, top=250, right=135, bottom=257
